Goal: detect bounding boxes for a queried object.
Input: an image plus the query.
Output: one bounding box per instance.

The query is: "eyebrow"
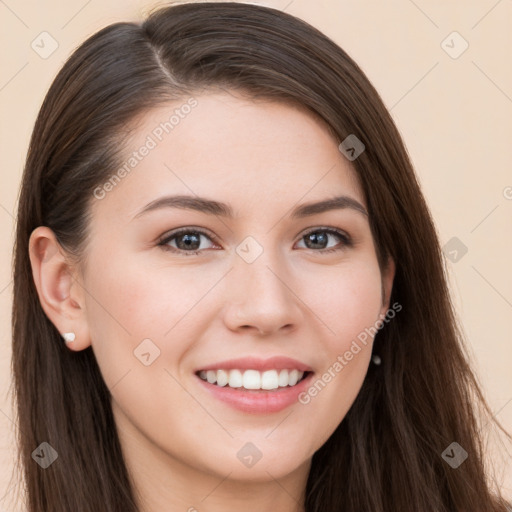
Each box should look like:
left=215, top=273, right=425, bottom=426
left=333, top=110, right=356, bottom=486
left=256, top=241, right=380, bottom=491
left=133, top=194, right=368, bottom=220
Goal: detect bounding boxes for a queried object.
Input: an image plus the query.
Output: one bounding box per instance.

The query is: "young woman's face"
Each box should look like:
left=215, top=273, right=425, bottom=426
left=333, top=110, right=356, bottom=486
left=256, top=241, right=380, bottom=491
left=67, top=92, right=394, bottom=487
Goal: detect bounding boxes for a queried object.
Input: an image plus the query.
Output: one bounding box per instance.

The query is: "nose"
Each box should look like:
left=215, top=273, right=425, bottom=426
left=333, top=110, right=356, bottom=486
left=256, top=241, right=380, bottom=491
left=222, top=252, right=304, bottom=336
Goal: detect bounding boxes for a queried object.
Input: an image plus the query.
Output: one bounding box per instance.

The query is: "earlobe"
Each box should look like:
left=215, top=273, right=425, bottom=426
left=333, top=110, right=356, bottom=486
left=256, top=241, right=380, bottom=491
left=28, top=226, right=91, bottom=351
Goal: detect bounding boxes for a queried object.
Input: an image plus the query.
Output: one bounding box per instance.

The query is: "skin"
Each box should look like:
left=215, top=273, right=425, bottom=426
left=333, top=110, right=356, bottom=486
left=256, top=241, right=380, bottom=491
left=29, top=91, right=395, bottom=512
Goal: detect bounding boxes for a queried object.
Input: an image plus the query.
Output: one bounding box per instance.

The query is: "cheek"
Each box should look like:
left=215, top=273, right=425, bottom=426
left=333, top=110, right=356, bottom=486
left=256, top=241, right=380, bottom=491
left=321, top=258, right=384, bottom=382
left=295, top=259, right=383, bottom=446
left=299, top=257, right=384, bottom=346
left=83, top=255, right=219, bottom=381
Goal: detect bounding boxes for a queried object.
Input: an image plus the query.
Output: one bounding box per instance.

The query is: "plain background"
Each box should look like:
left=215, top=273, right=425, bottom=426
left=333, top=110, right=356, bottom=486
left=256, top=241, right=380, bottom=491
left=1, top=0, right=511, bottom=508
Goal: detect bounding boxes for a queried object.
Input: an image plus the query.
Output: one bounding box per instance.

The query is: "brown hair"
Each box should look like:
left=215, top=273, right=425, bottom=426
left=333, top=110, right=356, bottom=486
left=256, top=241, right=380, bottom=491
left=10, top=2, right=511, bottom=511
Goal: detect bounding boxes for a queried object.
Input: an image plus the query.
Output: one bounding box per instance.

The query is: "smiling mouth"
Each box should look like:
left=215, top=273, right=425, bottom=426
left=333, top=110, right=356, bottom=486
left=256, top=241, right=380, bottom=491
left=196, top=368, right=311, bottom=391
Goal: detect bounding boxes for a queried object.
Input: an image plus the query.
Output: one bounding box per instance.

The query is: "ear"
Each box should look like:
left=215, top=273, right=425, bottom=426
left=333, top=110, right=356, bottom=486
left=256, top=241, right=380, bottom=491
left=379, top=256, right=396, bottom=317
left=28, top=226, right=91, bottom=351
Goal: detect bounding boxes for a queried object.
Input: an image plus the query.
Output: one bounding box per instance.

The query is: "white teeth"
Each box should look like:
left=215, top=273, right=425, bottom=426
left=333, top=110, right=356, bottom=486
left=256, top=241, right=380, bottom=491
left=261, top=370, right=279, bottom=390
left=243, top=370, right=261, bottom=389
left=216, top=369, right=229, bottom=387
left=278, top=369, right=288, bottom=387
left=288, top=369, right=299, bottom=386
left=228, top=369, right=243, bottom=388
left=198, top=368, right=306, bottom=390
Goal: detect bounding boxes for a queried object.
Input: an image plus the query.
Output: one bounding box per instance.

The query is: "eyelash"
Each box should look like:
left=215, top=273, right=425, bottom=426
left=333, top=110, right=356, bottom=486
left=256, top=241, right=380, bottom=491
left=157, top=226, right=352, bottom=256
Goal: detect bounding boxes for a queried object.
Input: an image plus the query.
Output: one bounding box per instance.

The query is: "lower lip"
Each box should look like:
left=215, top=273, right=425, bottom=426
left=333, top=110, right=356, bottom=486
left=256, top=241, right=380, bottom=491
left=195, top=372, right=314, bottom=414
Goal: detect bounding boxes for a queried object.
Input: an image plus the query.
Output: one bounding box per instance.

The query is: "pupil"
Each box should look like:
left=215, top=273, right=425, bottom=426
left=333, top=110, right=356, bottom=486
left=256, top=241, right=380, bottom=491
left=178, top=233, right=200, bottom=250
left=307, top=232, right=327, bottom=249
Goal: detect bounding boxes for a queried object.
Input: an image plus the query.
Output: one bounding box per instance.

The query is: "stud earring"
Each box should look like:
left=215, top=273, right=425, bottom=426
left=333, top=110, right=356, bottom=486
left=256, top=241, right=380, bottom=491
left=371, top=354, right=382, bottom=365
left=62, top=332, right=76, bottom=343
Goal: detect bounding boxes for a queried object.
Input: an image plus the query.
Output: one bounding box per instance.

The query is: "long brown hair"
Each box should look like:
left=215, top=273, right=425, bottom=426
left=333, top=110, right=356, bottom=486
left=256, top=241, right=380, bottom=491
left=10, top=2, right=511, bottom=511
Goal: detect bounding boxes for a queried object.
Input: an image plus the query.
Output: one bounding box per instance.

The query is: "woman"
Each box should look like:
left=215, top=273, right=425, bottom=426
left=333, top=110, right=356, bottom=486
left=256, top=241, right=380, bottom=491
left=11, top=2, right=511, bottom=511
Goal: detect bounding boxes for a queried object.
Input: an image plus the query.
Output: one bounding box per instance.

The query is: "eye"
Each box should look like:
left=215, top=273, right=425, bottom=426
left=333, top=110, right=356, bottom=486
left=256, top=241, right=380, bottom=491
left=296, top=228, right=352, bottom=253
left=157, top=227, right=219, bottom=256
left=157, top=226, right=352, bottom=256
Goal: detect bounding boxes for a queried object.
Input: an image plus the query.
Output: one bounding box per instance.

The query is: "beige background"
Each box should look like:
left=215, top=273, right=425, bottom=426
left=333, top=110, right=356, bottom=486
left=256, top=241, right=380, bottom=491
left=1, top=0, right=511, bottom=508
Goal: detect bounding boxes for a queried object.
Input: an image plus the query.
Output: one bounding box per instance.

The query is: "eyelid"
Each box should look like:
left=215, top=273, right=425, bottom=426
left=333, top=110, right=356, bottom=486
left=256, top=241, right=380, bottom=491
left=157, top=226, right=221, bottom=248
left=299, top=225, right=351, bottom=242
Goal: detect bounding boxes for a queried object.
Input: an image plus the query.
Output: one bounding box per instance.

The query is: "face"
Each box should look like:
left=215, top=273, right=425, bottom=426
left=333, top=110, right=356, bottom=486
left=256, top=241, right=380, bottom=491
left=31, top=91, right=394, bottom=496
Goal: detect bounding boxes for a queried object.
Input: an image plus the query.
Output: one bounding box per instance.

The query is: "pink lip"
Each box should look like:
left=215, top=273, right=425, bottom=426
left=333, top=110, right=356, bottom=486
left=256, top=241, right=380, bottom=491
left=195, top=356, right=313, bottom=373
left=195, top=371, right=314, bottom=414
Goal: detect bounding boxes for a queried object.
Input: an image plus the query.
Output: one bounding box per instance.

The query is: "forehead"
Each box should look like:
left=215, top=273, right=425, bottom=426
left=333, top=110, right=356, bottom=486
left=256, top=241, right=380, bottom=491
left=90, top=91, right=365, bottom=220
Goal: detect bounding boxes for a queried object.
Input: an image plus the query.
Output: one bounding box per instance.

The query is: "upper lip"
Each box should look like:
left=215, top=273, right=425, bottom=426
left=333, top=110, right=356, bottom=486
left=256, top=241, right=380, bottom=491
left=195, top=356, right=313, bottom=373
